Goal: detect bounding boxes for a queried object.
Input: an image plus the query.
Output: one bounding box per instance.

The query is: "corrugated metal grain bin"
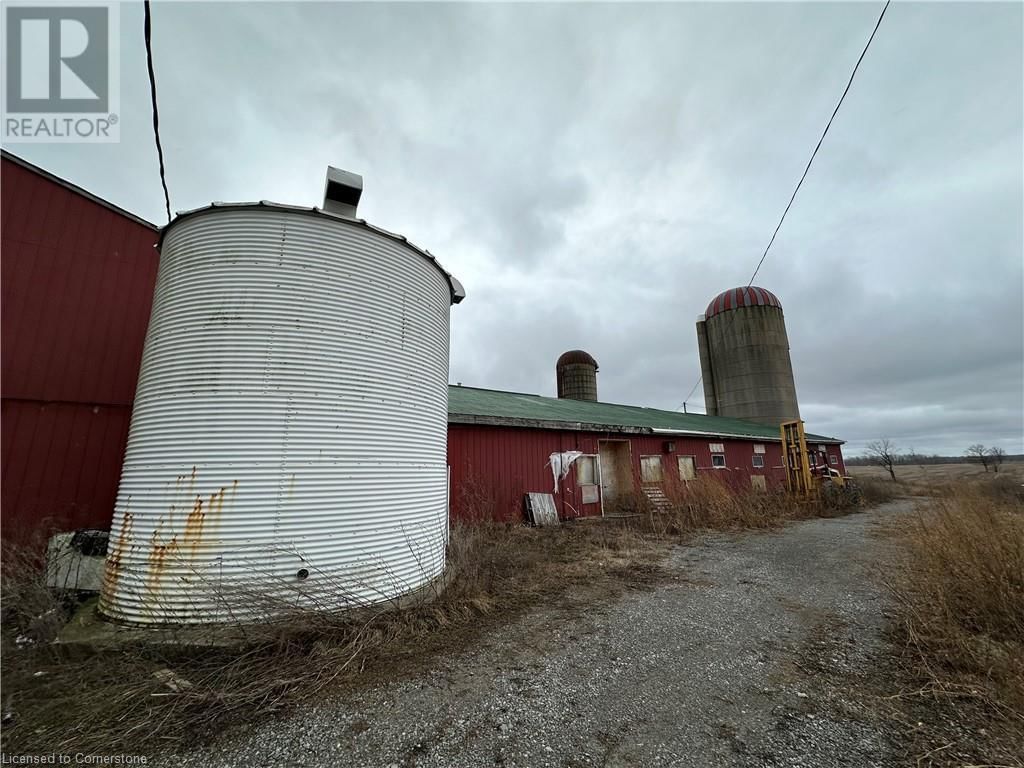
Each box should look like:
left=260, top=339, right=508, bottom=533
left=99, top=170, right=464, bottom=625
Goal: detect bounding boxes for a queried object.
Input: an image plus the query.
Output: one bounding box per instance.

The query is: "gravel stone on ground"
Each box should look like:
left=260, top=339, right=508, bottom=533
left=164, top=502, right=915, bottom=768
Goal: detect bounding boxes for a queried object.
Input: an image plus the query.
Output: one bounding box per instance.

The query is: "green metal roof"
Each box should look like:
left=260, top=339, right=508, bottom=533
left=447, top=385, right=842, bottom=444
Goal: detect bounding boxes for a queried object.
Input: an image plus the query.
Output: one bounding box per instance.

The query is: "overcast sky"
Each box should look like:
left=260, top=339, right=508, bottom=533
left=10, top=1, right=1022, bottom=455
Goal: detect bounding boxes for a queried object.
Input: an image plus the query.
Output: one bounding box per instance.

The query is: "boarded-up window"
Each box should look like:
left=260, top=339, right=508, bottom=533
left=752, top=454, right=764, bottom=468
left=581, top=484, right=600, bottom=504
left=751, top=475, right=767, bottom=491
left=709, top=442, right=725, bottom=453
left=678, top=455, right=696, bottom=481
left=640, top=455, right=663, bottom=483
left=576, top=455, right=598, bottom=485
left=711, top=454, right=726, bottom=468
left=753, top=444, right=766, bottom=454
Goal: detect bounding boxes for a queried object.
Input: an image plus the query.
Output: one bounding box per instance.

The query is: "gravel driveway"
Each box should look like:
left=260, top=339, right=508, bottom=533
left=167, top=501, right=912, bottom=768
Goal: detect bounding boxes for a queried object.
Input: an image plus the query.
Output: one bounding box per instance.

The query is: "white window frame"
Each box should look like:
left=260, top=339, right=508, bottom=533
left=829, top=454, right=839, bottom=465
left=708, top=442, right=725, bottom=453
left=752, top=454, right=765, bottom=468
left=753, top=444, right=766, bottom=454
left=711, top=454, right=726, bottom=469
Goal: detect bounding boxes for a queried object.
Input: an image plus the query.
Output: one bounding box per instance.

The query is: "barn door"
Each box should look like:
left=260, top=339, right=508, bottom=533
left=598, top=440, right=632, bottom=512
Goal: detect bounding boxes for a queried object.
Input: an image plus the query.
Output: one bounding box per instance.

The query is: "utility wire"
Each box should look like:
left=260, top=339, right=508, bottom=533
left=144, top=0, right=171, bottom=223
left=679, top=0, right=891, bottom=413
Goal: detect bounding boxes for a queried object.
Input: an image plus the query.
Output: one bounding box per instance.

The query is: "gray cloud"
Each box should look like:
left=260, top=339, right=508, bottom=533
left=13, top=1, right=1022, bottom=456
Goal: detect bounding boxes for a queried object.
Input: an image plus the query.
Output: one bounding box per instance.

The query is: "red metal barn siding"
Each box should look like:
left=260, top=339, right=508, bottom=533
left=447, top=425, right=794, bottom=523
left=447, top=424, right=595, bottom=523
left=1, top=156, right=159, bottom=543
left=607, top=435, right=788, bottom=493
left=834, top=447, right=846, bottom=475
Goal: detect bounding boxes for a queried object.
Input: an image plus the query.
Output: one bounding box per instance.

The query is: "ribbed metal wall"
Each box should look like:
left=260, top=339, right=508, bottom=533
left=99, top=206, right=458, bottom=625
left=1, top=153, right=160, bottom=544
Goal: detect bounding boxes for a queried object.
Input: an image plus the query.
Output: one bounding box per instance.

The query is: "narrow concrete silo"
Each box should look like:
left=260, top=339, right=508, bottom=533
left=695, top=286, right=800, bottom=427
left=99, top=167, right=465, bottom=625
left=556, top=350, right=599, bottom=402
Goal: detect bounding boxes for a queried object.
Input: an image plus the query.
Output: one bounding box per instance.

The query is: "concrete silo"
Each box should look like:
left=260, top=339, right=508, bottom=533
left=695, top=286, right=800, bottom=427
left=99, top=167, right=465, bottom=625
left=556, top=350, right=599, bottom=401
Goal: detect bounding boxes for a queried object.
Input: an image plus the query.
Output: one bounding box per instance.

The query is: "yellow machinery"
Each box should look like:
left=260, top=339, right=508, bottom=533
left=780, top=420, right=849, bottom=497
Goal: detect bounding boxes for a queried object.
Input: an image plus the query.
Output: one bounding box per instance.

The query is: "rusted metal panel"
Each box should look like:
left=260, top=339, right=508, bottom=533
left=99, top=205, right=460, bottom=625
left=0, top=154, right=159, bottom=544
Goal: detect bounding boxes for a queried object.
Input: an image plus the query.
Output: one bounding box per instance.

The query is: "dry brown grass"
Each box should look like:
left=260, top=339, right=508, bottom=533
left=884, top=483, right=1024, bottom=723
left=852, top=460, right=1024, bottom=498
left=627, top=475, right=864, bottom=538
left=0, top=521, right=660, bottom=757
left=855, top=476, right=905, bottom=506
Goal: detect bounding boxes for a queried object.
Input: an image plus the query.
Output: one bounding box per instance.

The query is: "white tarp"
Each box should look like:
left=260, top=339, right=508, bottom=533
left=547, top=451, right=584, bottom=493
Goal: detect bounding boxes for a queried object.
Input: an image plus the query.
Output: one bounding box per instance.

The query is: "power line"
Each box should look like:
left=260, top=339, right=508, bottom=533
left=679, top=0, right=891, bottom=413
left=144, top=0, right=171, bottom=224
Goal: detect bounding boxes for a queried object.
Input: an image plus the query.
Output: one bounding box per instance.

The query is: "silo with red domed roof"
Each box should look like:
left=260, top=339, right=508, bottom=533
left=695, top=286, right=800, bottom=427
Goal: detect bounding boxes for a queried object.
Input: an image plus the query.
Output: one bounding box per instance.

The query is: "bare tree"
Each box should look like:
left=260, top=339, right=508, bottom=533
left=988, top=446, right=1007, bottom=473
left=966, top=444, right=990, bottom=472
left=865, top=439, right=899, bottom=481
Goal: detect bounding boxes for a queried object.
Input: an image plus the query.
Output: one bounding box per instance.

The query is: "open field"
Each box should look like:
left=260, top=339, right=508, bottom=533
left=850, top=460, right=1024, bottom=486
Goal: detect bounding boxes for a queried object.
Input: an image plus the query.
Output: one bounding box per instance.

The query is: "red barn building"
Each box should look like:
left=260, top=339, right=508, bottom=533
left=447, top=385, right=844, bottom=522
left=0, top=152, right=845, bottom=542
left=1, top=151, right=159, bottom=543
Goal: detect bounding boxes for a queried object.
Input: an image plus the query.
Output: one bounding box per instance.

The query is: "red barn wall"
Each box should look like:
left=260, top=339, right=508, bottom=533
left=446, top=424, right=839, bottom=523
left=1, top=156, right=160, bottom=543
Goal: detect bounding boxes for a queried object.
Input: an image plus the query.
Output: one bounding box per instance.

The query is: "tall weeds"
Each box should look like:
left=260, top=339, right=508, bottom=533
left=630, top=475, right=860, bottom=537
left=886, top=484, right=1024, bottom=716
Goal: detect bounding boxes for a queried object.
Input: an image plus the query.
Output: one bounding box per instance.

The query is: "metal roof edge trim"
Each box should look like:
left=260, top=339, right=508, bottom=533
left=648, top=427, right=783, bottom=442
left=447, top=413, right=842, bottom=444
left=448, top=413, right=651, bottom=434
left=651, top=427, right=841, bottom=445
left=157, top=201, right=465, bottom=305
left=1, top=149, right=159, bottom=231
